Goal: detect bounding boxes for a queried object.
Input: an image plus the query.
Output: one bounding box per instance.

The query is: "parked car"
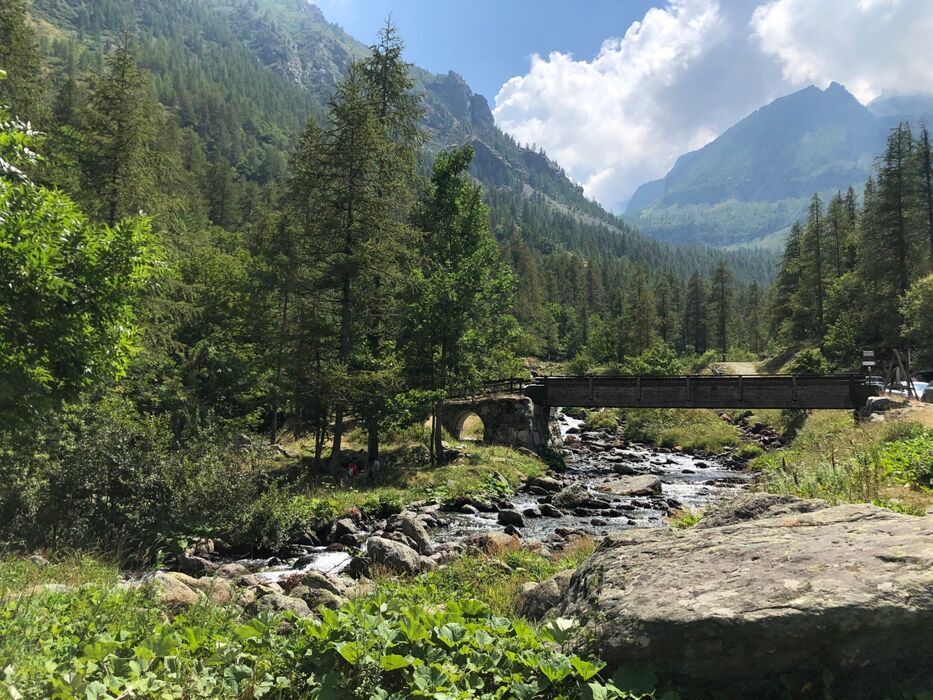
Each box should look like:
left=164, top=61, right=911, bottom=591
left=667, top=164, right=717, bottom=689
left=923, top=384, right=933, bottom=403
left=888, top=379, right=928, bottom=398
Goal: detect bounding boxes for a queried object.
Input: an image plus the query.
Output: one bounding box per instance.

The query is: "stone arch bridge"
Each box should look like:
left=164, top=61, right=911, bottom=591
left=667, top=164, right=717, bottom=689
left=442, top=375, right=880, bottom=454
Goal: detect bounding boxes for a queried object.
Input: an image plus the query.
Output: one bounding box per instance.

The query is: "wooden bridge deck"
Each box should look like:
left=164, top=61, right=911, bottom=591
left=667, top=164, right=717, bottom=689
left=519, top=375, right=877, bottom=410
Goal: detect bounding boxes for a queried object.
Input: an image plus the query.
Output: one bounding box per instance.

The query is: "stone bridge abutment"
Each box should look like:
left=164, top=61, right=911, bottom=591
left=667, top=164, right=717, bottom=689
left=438, top=394, right=560, bottom=453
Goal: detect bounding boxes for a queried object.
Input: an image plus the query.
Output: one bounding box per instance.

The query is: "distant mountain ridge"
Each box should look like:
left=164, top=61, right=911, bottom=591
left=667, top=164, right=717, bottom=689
left=626, top=82, right=932, bottom=249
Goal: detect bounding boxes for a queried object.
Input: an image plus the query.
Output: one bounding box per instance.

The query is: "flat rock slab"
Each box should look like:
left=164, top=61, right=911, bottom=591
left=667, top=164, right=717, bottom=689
left=560, top=504, right=933, bottom=697
left=597, top=475, right=662, bottom=496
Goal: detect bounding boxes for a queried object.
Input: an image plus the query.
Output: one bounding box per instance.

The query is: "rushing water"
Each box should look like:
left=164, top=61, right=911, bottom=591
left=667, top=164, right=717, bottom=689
left=430, top=411, right=750, bottom=543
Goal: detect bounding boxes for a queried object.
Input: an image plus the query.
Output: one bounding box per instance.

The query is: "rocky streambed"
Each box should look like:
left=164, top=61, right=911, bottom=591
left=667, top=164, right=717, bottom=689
left=154, top=412, right=753, bottom=599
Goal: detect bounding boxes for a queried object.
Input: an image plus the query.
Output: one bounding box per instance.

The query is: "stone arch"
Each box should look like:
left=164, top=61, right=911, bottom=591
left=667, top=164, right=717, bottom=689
left=450, top=409, right=486, bottom=442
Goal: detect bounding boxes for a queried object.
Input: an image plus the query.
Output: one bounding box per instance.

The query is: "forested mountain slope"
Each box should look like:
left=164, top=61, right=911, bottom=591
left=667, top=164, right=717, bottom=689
left=30, top=0, right=771, bottom=280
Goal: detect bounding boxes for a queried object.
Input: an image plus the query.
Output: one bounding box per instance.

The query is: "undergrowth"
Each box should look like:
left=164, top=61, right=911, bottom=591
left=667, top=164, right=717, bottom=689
left=752, top=412, right=933, bottom=511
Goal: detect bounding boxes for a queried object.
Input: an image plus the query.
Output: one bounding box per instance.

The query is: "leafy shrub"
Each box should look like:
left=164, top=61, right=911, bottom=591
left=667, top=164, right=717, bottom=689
left=0, top=582, right=649, bottom=699
left=618, top=342, right=683, bottom=377
left=568, top=349, right=597, bottom=375
left=754, top=413, right=933, bottom=504
left=668, top=510, right=701, bottom=528
left=241, top=491, right=337, bottom=553
left=877, top=428, right=933, bottom=485
left=0, top=398, right=269, bottom=555
left=783, top=348, right=831, bottom=375
left=585, top=409, right=622, bottom=431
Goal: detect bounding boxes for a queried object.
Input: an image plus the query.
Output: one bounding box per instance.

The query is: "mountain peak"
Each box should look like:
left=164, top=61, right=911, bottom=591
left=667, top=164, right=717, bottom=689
left=625, top=82, right=885, bottom=248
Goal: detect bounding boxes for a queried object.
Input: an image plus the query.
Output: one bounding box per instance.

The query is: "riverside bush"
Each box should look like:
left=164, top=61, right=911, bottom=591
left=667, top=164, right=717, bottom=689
left=0, top=398, right=270, bottom=555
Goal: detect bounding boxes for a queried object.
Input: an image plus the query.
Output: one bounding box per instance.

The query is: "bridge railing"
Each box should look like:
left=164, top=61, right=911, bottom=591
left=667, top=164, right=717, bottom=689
left=447, top=377, right=529, bottom=399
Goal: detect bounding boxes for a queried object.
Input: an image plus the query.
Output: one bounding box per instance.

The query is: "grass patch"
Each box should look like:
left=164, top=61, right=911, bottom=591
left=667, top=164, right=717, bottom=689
left=751, top=412, right=933, bottom=509
left=376, top=538, right=595, bottom=616
left=622, top=408, right=742, bottom=454
left=0, top=552, right=121, bottom=594
left=667, top=510, right=702, bottom=529
left=584, top=409, right=623, bottom=431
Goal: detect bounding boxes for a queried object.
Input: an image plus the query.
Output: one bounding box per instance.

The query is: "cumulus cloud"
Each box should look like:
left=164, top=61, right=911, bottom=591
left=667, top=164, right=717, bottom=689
left=751, top=0, right=933, bottom=104
left=493, top=0, right=933, bottom=212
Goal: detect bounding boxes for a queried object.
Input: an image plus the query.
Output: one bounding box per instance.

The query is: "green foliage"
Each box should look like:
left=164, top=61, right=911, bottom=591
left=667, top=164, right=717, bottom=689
left=772, top=123, right=933, bottom=363
left=667, top=510, right=701, bottom=529
left=585, top=409, right=623, bottom=432
left=0, top=558, right=655, bottom=700
left=900, top=274, right=933, bottom=367
left=618, top=342, right=683, bottom=377
left=783, top=348, right=831, bottom=375
left=622, top=409, right=741, bottom=454
left=377, top=545, right=593, bottom=616
left=0, top=173, right=157, bottom=426
left=0, top=585, right=295, bottom=699
left=0, top=398, right=271, bottom=554
left=876, top=427, right=933, bottom=485
left=0, top=0, right=45, bottom=122
left=294, top=595, right=637, bottom=699
left=753, top=412, right=933, bottom=506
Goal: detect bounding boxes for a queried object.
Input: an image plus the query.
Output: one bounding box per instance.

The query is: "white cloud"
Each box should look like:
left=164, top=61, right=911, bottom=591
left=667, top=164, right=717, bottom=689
left=751, top=0, right=933, bottom=104
left=492, top=0, right=933, bottom=212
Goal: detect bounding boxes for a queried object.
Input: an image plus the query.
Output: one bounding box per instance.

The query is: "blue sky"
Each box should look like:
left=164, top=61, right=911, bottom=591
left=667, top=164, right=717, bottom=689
left=316, top=0, right=933, bottom=211
left=316, top=0, right=656, bottom=102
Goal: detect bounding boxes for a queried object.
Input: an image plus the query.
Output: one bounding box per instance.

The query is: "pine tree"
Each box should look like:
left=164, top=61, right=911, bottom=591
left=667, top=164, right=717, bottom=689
left=81, top=33, right=156, bottom=226
left=745, top=282, right=763, bottom=355
left=357, top=20, right=423, bottom=464
left=827, top=193, right=845, bottom=278
left=802, top=193, right=826, bottom=339
left=407, top=146, right=518, bottom=464
left=917, top=123, right=933, bottom=270
left=684, top=271, right=708, bottom=354
left=320, top=64, right=393, bottom=468
left=622, top=267, right=656, bottom=355
left=708, top=260, right=733, bottom=361
left=0, top=0, right=45, bottom=122
left=860, top=123, right=924, bottom=345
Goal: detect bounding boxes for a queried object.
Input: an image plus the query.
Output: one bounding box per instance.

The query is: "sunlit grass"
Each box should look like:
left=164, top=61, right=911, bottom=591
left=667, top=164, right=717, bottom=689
left=751, top=412, right=933, bottom=510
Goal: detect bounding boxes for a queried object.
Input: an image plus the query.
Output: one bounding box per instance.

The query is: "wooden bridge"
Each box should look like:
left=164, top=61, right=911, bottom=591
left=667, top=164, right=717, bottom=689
left=443, top=375, right=880, bottom=453
left=522, top=374, right=879, bottom=410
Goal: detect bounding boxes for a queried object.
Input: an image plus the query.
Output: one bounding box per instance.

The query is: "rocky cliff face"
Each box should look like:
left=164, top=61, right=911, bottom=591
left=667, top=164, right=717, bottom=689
left=538, top=495, right=933, bottom=696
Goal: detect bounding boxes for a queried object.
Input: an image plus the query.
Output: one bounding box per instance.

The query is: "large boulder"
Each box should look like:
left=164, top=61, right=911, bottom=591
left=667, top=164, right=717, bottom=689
left=516, top=570, right=574, bottom=620
left=398, top=514, right=434, bottom=555
left=251, top=593, right=313, bottom=618
left=497, top=509, right=526, bottom=528
left=464, top=531, right=522, bottom=555
left=366, top=536, right=421, bottom=575
left=175, top=555, right=218, bottom=578
left=597, top=475, right=661, bottom=497
left=526, top=475, right=563, bottom=492
left=295, top=570, right=347, bottom=596
left=866, top=395, right=908, bottom=413
left=696, top=492, right=827, bottom=529
left=558, top=503, right=933, bottom=697
left=552, top=483, right=590, bottom=510
left=152, top=572, right=198, bottom=611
